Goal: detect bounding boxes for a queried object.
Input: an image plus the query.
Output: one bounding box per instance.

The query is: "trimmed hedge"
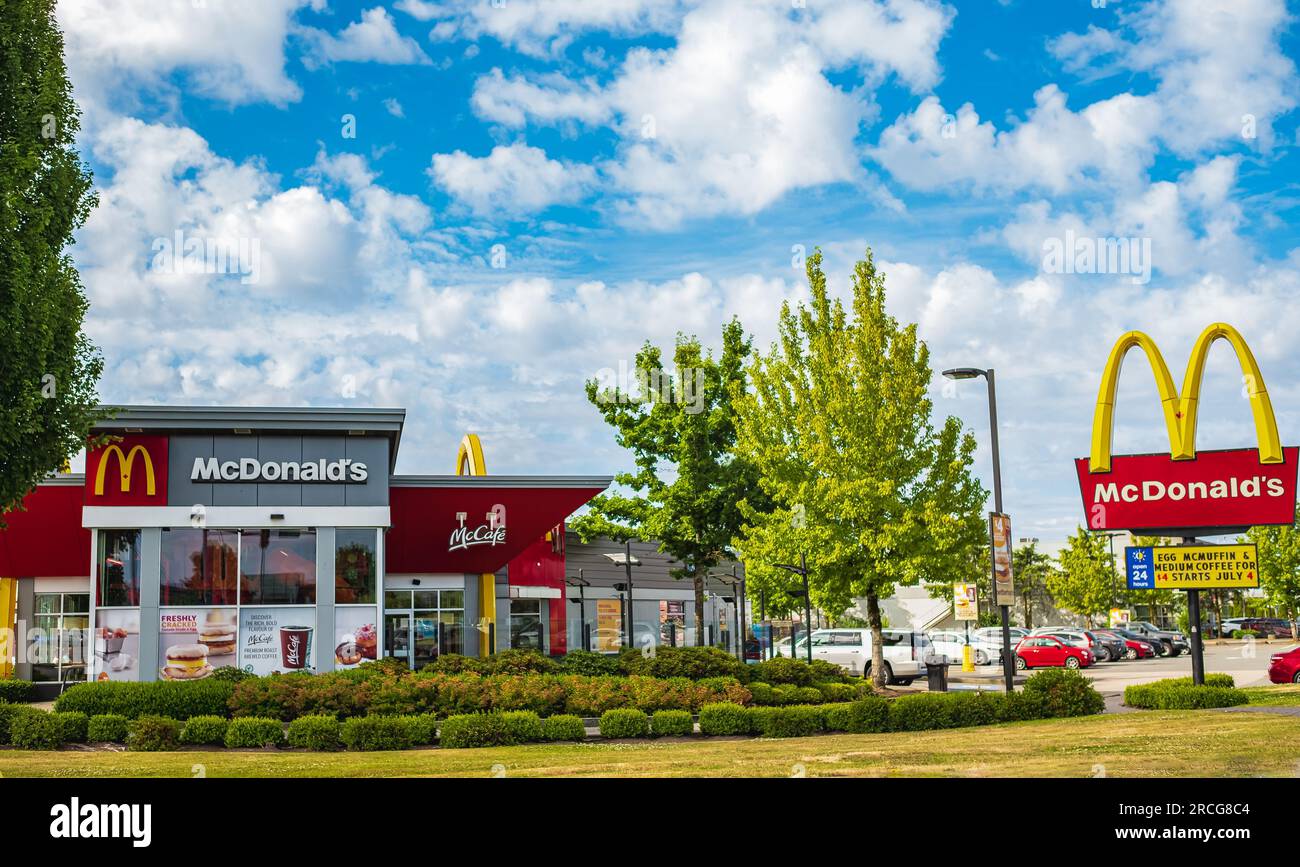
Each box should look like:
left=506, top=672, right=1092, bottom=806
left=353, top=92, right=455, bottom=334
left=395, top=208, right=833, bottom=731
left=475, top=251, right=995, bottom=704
left=54, top=711, right=89, bottom=743
left=651, top=709, right=694, bottom=737
left=127, top=716, right=181, bottom=752
left=287, top=715, right=342, bottom=751
left=225, top=717, right=285, bottom=748
left=180, top=715, right=229, bottom=746
left=554, top=650, right=622, bottom=677
left=11, top=710, right=64, bottom=749
left=1124, top=676, right=1248, bottom=710
left=500, top=710, right=545, bottom=743
left=0, top=679, right=36, bottom=703
left=1021, top=669, right=1105, bottom=717
left=621, top=646, right=751, bottom=682
left=698, top=702, right=753, bottom=736
left=340, top=715, right=413, bottom=751
left=88, top=714, right=130, bottom=743
left=599, top=708, right=651, bottom=739
left=541, top=714, right=586, bottom=742
left=752, top=705, right=826, bottom=738
left=751, top=658, right=813, bottom=686
left=55, top=680, right=235, bottom=720
left=825, top=696, right=890, bottom=733
left=438, top=713, right=513, bottom=749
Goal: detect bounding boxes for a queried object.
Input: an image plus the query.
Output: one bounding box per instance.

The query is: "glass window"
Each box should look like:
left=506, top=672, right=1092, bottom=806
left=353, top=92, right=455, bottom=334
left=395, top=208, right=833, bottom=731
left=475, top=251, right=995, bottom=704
left=97, top=529, right=142, bottom=607
left=440, top=590, right=464, bottom=609
left=384, top=590, right=411, bottom=611
left=413, top=590, right=439, bottom=609
left=510, top=599, right=543, bottom=651
left=334, top=529, right=377, bottom=604
left=160, top=528, right=239, bottom=606
left=32, top=593, right=90, bottom=682
left=240, top=529, right=317, bottom=605
left=440, top=610, right=465, bottom=656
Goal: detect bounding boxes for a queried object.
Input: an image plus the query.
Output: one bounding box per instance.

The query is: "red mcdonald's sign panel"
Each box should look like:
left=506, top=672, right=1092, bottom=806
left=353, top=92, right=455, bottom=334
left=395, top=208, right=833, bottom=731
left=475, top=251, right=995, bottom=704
left=1078, top=323, right=1298, bottom=533
left=85, top=436, right=169, bottom=506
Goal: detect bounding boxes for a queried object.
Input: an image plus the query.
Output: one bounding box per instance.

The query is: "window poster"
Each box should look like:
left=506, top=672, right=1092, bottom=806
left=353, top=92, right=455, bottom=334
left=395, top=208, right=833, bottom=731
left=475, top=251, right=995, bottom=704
left=239, top=607, right=316, bottom=675
left=91, top=608, right=141, bottom=683
left=158, top=608, right=238, bottom=681
left=333, top=607, right=378, bottom=668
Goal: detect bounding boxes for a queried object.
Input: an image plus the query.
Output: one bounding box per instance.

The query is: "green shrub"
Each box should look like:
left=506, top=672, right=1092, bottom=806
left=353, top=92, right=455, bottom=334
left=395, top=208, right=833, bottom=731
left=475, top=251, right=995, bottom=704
left=599, top=708, right=650, bottom=739
left=88, top=713, right=130, bottom=743
left=1022, top=669, right=1105, bottom=717
left=419, top=653, right=489, bottom=675
left=770, top=684, right=801, bottom=705
left=651, top=709, right=694, bottom=737
left=747, top=682, right=776, bottom=705
left=541, top=714, right=587, bottom=742
left=816, top=682, right=857, bottom=703
left=843, top=696, right=890, bottom=733
left=620, top=646, right=750, bottom=682
left=287, top=715, right=342, bottom=750
left=752, top=704, right=825, bottom=738
left=399, top=714, right=440, bottom=745
left=1146, top=674, right=1236, bottom=689
left=53, top=711, right=89, bottom=743
left=127, top=716, right=181, bottom=752
left=0, top=704, right=35, bottom=743
left=224, top=717, right=285, bottom=748
left=793, top=686, right=823, bottom=704
left=697, top=702, right=753, bottom=736
left=10, top=709, right=65, bottom=749
left=339, top=715, right=411, bottom=750
left=209, top=666, right=254, bottom=684
left=555, top=650, right=622, bottom=676
left=889, top=693, right=958, bottom=732
left=948, top=693, right=1000, bottom=728
left=180, top=715, right=229, bottom=746
left=824, top=704, right=851, bottom=731
left=808, top=660, right=850, bottom=683
left=752, top=657, right=813, bottom=686
left=437, top=713, right=513, bottom=749
left=997, top=690, right=1048, bottom=722
left=489, top=649, right=558, bottom=675
left=0, top=679, right=36, bottom=703
left=1232, top=630, right=1259, bottom=639
left=55, top=680, right=234, bottom=720
left=1124, top=683, right=1248, bottom=710
left=500, top=710, right=545, bottom=743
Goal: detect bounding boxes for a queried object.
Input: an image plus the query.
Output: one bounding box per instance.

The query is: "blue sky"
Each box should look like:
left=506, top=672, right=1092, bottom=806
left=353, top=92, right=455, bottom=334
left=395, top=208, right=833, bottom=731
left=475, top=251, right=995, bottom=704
left=57, top=0, right=1300, bottom=549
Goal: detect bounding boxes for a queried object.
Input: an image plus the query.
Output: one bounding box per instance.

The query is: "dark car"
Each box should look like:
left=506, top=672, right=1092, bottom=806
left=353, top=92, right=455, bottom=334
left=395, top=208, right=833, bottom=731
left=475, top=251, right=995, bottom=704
left=1110, top=627, right=1162, bottom=658
left=1243, top=618, right=1298, bottom=639
left=1086, top=630, right=1128, bottom=662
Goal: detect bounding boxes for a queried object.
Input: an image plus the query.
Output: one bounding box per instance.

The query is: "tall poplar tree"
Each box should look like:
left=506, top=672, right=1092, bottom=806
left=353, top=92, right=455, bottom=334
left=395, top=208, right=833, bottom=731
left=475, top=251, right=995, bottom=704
left=732, top=249, right=986, bottom=687
left=1, top=0, right=103, bottom=518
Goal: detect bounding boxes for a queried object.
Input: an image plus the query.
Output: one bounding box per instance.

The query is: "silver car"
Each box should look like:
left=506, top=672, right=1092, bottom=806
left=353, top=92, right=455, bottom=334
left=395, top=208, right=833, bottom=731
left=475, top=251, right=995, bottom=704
left=785, top=628, right=931, bottom=685
left=928, top=629, right=1004, bottom=666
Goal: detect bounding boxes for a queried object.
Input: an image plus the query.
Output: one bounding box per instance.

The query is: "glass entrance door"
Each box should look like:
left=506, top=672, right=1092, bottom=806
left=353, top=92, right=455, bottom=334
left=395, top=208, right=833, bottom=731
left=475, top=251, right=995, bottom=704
left=384, top=589, right=466, bottom=670
left=412, top=610, right=439, bottom=670
left=384, top=612, right=411, bottom=665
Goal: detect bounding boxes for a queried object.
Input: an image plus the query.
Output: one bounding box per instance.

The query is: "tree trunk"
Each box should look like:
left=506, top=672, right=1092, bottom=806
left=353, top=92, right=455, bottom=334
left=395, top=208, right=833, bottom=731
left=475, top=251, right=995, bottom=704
left=866, top=593, right=886, bottom=690
left=693, top=573, right=705, bottom=647
left=1022, top=592, right=1032, bottom=630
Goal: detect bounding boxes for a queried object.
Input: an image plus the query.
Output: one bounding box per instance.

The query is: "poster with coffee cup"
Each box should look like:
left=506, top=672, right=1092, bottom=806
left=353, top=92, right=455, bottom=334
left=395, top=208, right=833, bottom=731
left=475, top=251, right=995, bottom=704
left=239, top=607, right=316, bottom=675
left=334, top=607, right=378, bottom=668
left=157, top=608, right=237, bottom=681
left=91, top=609, right=141, bottom=683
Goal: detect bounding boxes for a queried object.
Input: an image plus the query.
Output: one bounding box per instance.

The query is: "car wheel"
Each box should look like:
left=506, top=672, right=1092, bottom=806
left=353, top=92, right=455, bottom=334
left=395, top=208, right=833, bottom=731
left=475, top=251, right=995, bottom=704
left=1168, top=644, right=1182, bottom=656
left=1292, top=669, right=1300, bottom=684
left=882, top=662, right=895, bottom=685
left=975, top=650, right=988, bottom=665
left=896, top=679, right=914, bottom=686
left=1065, top=656, right=1081, bottom=670
left=1154, top=642, right=1169, bottom=657
left=1014, top=656, right=1027, bottom=671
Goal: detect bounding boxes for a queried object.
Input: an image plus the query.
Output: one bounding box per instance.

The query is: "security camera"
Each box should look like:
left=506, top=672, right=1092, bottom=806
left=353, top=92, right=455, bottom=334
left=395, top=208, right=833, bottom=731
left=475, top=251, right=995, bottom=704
left=190, top=504, right=207, bottom=528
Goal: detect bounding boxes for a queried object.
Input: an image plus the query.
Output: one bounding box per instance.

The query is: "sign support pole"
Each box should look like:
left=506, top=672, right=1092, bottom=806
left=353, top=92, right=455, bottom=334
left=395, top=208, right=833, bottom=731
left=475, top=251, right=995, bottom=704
left=1181, top=535, right=1206, bottom=686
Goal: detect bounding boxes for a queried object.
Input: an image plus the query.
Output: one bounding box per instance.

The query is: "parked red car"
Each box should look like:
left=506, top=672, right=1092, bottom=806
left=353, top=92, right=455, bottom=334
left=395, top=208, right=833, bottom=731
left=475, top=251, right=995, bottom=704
left=1015, top=635, right=1094, bottom=670
left=1095, top=629, right=1155, bottom=660
left=1267, top=646, right=1300, bottom=684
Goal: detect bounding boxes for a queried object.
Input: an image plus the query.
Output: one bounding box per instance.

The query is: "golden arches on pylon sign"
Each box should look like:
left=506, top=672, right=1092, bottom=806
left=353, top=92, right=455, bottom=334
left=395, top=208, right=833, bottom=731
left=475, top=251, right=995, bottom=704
left=454, top=433, right=495, bottom=655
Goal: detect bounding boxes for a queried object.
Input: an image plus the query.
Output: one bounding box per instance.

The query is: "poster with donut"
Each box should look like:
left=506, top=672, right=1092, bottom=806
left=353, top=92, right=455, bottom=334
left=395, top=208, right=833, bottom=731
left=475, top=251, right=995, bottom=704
left=334, top=607, right=378, bottom=669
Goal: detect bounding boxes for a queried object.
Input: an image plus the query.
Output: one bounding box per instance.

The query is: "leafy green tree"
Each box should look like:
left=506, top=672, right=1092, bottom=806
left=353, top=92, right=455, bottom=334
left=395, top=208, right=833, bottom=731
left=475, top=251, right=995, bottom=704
left=0, top=0, right=103, bottom=518
left=731, top=248, right=986, bottom=687
left=1244, top=508, right=1300, bottom=640
left=571, top=320, right=762, bottom=645
left=1011, top=541, right=1055, bottom=629
left=1049, top=528, right=1114, bottom=625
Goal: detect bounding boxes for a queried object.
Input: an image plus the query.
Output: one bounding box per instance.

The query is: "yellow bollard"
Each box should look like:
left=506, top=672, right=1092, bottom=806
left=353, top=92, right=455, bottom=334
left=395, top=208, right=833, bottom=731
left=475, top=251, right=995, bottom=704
left=961, top=644, right=975, bottom=672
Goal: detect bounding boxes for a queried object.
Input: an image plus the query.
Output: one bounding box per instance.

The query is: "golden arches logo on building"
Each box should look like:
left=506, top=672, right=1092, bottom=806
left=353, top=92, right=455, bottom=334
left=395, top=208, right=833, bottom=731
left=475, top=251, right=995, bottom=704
left=93, top=444, right=157, bottom=495
left=1089, top=322, right=1282, bottom=473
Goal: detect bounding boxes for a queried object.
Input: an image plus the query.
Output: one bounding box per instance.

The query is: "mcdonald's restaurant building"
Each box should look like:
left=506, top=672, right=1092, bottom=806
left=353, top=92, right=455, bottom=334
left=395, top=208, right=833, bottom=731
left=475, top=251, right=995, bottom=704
left=0, top=406, right=750, bottom=698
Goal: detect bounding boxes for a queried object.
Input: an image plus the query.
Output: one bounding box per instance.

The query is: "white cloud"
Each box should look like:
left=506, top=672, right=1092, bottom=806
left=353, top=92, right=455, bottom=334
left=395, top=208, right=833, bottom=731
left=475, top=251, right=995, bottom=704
left=300, top=7, right=431, bottom=68
left=383, top=97, right=405, bottom=117
left=57, top=0, right=320, bottom=109
left=429, top=143, right=595, bottom=215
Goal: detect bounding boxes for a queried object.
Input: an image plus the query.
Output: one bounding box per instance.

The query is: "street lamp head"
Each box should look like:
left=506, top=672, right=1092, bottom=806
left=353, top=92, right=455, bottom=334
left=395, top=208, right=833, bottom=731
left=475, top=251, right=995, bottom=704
left=602, top=553, right=641, bottom=566
left=942, top=367, right=986, bottom=381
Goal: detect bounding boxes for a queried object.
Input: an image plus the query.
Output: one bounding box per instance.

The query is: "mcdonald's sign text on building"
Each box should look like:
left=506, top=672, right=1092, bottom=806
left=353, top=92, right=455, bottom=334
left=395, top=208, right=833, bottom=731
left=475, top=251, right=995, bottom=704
left=85, top=436, right=169, bottom=506
left=1076, top=323, right=1298, bottom=534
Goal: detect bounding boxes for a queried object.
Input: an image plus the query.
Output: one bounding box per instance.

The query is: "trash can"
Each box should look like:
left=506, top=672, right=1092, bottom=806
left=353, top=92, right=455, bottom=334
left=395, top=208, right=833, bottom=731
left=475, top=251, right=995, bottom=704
left=924, top=655, right=948, bottom=692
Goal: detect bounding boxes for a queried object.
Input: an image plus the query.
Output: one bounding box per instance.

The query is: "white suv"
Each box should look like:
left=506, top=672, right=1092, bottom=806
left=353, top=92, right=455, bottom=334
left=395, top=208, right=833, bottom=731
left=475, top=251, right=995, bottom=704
left=785, top=628, right=931, bottom=685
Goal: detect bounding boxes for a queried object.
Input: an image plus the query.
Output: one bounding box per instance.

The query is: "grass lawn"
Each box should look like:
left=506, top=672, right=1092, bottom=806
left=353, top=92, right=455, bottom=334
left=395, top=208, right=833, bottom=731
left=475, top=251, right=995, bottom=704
left=2, top=708, right=1298, bottom=778
left=1239, top=684, right=1300, bottom=706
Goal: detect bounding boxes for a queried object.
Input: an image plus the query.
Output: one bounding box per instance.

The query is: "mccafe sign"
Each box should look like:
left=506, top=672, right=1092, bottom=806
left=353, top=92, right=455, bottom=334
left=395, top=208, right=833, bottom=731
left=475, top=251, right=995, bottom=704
left=191, top=457, right=368, bottom=483
left=448, top=511, right=506, bottom=552
left=1076, top=323, right=1299, bottom=532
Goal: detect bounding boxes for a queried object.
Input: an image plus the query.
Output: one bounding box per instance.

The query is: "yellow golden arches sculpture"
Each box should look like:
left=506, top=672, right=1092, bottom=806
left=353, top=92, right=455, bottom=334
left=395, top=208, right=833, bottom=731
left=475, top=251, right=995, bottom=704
left=1090, top=322, right=1283, bottom=473
left=455, top=433, right=497, bottom=656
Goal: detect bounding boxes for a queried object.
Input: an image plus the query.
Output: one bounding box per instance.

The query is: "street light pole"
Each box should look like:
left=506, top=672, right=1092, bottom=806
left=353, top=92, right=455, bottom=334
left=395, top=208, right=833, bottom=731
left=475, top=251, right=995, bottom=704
left=772, top=553, right=814, bottom=664
left=624, top=539, right=634, bottom=649
left=945, top=366, right=1014, bottom=693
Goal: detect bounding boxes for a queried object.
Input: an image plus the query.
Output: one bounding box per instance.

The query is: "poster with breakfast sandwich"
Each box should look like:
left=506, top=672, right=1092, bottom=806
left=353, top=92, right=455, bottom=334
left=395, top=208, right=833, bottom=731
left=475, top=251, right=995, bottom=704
left=158, top=608, right=238, bottom=680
